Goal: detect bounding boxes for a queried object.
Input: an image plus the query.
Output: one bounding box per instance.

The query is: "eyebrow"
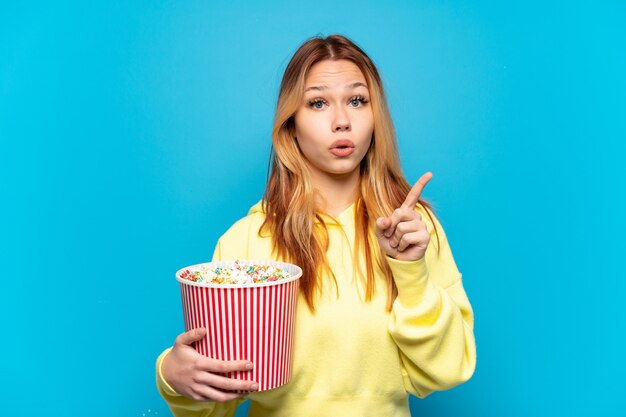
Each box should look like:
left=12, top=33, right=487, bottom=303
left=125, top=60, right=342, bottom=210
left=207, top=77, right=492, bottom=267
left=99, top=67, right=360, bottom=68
left=304, top=81, right=368, bottom=93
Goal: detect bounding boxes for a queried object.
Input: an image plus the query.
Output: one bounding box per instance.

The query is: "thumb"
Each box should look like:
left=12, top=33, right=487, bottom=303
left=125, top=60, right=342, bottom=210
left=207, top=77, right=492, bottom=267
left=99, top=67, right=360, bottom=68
left=176, top=328, right=207, bottom=346
left=375, top=217, right=390, bottom=239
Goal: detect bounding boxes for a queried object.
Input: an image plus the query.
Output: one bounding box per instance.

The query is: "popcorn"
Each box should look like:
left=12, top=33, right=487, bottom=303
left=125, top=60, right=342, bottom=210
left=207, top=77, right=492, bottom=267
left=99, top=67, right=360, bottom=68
left=180, top=260, right=292, bottom=285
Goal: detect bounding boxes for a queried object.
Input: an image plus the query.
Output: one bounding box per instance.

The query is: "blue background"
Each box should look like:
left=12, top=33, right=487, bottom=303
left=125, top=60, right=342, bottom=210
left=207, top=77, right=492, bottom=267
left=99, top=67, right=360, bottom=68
left=1, top=1, right=624, bottom=416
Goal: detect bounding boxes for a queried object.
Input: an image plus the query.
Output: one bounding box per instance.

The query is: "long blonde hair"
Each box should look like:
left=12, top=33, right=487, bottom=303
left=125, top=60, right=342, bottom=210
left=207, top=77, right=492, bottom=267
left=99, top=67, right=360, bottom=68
left=261, top=34, right=440, bottom=312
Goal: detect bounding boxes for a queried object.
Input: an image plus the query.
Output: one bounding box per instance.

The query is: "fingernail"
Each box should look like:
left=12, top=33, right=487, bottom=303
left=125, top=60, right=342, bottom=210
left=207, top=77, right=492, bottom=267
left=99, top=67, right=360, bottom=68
left=250, top=383, right=259, bottom=391
left=246, top=363, right=254, bottom=370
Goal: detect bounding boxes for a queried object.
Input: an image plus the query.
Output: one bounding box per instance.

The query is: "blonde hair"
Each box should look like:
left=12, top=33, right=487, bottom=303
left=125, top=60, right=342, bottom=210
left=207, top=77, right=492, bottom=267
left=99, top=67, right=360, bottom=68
left=261, top=34, right=440, bottom=312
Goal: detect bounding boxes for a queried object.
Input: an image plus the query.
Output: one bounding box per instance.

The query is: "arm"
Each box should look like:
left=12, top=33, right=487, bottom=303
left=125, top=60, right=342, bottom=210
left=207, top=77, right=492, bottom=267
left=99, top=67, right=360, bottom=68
left=386, top=211, right=476, bottom=398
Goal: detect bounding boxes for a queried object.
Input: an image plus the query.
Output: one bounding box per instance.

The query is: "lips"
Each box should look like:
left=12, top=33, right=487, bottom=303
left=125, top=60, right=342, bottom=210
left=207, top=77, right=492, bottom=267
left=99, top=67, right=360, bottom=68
left=329, top=139, right=355, bottom=157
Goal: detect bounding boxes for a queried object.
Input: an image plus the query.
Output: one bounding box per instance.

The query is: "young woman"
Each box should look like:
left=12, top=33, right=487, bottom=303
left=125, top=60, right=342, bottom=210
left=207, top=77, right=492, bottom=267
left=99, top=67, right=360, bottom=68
left=156, top=34, right=476, bottom=417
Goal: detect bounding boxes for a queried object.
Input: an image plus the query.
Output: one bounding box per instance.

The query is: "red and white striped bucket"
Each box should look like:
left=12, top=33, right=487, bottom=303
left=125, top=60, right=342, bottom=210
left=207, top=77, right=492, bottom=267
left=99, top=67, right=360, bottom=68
left=175, top=260, right=302, bottom=392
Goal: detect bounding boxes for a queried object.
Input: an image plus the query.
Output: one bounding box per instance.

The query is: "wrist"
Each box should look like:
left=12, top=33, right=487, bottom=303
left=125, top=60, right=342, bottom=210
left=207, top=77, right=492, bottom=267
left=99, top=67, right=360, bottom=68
left=157, top=347, right=180, bottom=396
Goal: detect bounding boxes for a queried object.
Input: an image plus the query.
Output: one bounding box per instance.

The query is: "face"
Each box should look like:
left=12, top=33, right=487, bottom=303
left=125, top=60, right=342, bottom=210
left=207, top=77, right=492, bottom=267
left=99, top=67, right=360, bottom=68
left=294, top=59, right=374, bottom=184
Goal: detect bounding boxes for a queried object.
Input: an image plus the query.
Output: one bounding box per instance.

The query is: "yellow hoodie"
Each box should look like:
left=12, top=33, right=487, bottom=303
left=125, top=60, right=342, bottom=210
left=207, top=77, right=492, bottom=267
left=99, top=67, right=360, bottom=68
left=156, top=201, right=476, bottom=417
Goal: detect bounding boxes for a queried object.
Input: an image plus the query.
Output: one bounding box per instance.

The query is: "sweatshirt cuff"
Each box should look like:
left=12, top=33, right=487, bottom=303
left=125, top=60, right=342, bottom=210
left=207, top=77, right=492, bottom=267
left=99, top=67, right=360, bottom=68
left=156, top=347, right=180, bottom=397
left=386, top=256, right=431, bottom=306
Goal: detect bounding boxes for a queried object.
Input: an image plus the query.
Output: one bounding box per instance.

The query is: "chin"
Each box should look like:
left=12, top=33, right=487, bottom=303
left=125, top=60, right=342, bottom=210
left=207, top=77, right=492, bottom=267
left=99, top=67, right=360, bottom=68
left=326, top=165, right=360, bottom=177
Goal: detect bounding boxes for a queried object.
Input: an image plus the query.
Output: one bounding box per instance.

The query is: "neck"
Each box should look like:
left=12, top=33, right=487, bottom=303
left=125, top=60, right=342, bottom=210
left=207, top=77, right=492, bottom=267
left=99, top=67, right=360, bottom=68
left=310, top=168, right=360, bottom=218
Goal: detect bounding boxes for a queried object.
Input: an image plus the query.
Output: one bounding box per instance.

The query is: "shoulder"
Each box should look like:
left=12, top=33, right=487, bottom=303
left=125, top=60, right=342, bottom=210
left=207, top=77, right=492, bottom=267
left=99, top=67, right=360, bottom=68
left=213, top=200, right=273, bottom=261
left=219, top=201, right=268, bottom=242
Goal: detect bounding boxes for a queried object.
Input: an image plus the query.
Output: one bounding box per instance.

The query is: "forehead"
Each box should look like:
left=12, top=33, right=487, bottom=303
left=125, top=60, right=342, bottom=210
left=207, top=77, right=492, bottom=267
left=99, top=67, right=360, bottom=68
left=305, top=59, right=366, bottom=86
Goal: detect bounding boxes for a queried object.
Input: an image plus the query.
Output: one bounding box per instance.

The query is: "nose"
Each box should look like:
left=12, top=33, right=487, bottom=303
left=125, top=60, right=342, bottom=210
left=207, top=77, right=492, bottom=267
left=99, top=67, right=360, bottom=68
left=332, top=106, right=351, bottom=132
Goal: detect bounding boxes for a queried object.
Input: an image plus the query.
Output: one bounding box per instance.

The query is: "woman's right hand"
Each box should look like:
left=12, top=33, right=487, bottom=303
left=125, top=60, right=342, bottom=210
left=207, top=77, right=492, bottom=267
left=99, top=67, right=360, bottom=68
left=161, top=328, right=259, bottom=402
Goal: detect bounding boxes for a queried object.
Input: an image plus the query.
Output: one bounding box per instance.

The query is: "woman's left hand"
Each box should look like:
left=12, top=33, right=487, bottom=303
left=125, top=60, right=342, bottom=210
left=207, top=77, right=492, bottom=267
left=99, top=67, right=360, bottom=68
left=375, top=172, right=433, bottom=262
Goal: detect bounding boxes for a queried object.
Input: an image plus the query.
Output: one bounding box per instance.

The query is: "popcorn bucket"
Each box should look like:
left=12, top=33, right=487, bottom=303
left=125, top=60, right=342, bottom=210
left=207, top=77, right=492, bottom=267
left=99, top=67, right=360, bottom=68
left=175, top=260, right=302, bottom=392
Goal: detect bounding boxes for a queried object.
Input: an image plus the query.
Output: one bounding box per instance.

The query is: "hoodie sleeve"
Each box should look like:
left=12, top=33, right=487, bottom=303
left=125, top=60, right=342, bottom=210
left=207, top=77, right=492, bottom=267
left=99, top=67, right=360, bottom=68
left=386, top=207, right=477, bottom=398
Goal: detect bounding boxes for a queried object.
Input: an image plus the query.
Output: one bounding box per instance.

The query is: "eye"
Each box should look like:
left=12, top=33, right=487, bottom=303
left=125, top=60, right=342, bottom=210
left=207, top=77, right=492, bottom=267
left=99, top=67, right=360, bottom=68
left=349, top=95, right=369, bottom=107
left=307, top=99, right=326, bottom=109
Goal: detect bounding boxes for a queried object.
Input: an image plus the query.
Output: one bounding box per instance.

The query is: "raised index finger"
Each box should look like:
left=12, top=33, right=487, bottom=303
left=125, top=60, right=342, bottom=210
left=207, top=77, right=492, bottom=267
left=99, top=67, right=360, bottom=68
left=401, top=172, right=433, bottom=209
